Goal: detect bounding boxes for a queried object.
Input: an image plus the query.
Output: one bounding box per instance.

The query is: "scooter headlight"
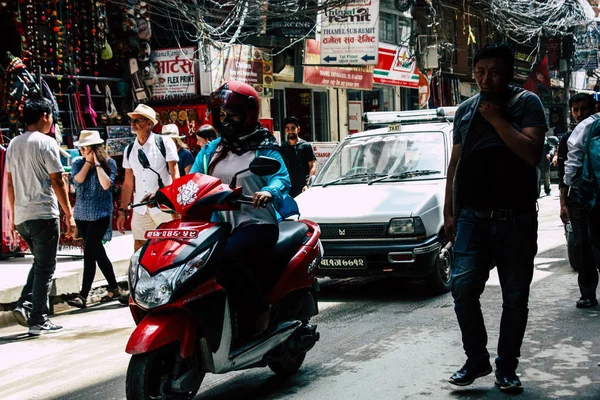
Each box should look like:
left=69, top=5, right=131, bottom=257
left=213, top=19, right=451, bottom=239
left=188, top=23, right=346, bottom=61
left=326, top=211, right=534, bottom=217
left=135, top=267, right=178, bottom=309
left=133, top=246, right=214, bottom=309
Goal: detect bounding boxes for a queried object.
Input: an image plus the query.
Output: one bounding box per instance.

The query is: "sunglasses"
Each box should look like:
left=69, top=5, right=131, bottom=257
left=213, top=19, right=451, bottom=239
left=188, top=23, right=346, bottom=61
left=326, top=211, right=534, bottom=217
left=130, top=118, right=149, bottom=125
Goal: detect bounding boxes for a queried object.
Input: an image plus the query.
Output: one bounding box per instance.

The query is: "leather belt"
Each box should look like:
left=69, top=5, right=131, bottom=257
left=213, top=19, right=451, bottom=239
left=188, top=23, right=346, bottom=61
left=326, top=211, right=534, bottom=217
left=468, top=205, right=537, bottom=220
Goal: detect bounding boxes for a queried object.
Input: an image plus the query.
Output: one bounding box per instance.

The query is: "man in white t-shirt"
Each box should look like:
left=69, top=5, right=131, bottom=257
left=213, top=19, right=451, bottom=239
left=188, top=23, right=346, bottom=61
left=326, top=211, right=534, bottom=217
left=117, top=104, right=179, bottom=251
left=6, top=97, right=75, bottom=336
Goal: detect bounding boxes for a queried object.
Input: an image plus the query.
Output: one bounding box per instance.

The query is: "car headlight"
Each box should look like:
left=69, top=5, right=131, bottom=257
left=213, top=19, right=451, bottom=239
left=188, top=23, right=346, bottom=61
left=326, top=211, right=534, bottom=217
left=128, top=248, right=142, bottom=289
left=387, top=217, right=426, bottom=237
left=133, top=246, right=213, bottom=309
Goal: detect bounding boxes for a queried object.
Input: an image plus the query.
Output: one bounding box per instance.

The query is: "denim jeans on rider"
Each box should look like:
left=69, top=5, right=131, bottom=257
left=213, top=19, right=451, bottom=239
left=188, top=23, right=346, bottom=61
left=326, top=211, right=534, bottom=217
left=221, top=224, right=279, bottom=318
left=567, top=195, right=600, bottom=299
left=15, top=218, right=60, bottom=326
left=451, top=208, right=538, bottom=371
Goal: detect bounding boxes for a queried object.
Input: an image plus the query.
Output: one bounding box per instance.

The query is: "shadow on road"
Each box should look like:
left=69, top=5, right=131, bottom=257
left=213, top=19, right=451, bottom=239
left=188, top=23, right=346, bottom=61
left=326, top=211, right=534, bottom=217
left=0, top=331, right=38, bottom=345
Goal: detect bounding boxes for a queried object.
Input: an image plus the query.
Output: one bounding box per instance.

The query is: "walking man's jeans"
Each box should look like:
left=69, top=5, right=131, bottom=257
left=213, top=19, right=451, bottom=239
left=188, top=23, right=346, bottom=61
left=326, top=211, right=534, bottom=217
left=567, top=195, right=599, bottom=299
left=452, top=209, right=538, bottom=371
left=16, top=218, right=60, bottom=326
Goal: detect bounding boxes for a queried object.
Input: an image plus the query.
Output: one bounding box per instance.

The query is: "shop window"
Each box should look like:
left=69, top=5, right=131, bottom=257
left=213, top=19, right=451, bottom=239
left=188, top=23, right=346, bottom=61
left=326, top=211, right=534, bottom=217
left=271, top=89, right=286, bottom=142
left=379, top=12, right=397, bottom=43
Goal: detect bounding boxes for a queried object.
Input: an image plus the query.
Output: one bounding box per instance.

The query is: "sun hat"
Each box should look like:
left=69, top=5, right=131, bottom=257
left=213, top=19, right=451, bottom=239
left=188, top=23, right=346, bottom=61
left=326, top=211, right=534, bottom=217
left=74, top=130, right=104, bottom=147
left=161, top=123, right=184, bottom=138
left=127, top=104, right=158, bottom=125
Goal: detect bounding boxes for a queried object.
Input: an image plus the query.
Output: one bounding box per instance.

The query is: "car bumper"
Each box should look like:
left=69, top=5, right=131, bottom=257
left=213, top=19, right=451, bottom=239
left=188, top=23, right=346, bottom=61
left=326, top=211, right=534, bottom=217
left=318, top=236, right=441, bottom=278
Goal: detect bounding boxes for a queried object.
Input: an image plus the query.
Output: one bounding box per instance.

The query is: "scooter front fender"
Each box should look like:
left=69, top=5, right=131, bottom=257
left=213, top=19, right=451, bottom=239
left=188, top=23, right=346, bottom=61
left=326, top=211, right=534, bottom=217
left=126, top=310, right=197, bottom=359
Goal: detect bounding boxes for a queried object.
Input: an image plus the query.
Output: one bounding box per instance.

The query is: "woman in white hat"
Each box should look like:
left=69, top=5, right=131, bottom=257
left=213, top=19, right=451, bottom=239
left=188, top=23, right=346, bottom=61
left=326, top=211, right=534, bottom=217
left=67, top=130, right=120, bottom=308
left=162, top=123, right=194, bottom=176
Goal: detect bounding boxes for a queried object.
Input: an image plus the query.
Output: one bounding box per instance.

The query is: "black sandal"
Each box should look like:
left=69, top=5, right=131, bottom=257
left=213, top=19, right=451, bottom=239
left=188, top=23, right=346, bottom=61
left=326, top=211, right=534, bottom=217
left=67, top=295, right=87, bottom=309
left=99, top=288, right=121, bottom=303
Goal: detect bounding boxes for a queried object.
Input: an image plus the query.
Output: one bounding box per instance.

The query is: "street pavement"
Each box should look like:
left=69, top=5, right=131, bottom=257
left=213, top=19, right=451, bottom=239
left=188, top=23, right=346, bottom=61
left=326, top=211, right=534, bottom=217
left=1, top=187, right=599, bottom=399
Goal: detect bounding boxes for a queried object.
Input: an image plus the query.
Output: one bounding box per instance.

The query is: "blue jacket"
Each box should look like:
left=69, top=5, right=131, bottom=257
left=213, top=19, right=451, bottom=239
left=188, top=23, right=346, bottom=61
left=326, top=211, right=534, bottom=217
left=190, top=137, right=299, bottom=219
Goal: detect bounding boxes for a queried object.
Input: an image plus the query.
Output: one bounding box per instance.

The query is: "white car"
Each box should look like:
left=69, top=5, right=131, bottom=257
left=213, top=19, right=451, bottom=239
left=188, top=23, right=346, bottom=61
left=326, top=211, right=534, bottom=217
left=296, top=108, right=457, bottom=293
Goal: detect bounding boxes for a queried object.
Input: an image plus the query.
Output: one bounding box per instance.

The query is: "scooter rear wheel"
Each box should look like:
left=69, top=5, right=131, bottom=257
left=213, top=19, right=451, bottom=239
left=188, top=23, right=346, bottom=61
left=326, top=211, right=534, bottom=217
left=126, top=347, right=199, bottom=400
left=268, top=351, right=307, bottom=376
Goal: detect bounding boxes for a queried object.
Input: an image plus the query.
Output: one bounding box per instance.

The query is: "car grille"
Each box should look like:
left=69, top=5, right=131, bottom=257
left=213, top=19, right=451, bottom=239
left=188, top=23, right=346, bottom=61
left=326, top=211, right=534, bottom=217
left=320, top=223, right=388, bottom=239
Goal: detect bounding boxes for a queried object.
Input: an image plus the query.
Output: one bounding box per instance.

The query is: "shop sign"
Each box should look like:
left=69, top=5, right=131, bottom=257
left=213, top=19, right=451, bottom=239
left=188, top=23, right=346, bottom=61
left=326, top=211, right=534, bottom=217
left=152, top=46, right=197, bottom=99
left=210, top=44, right=274, bottom=98
left=311, top=142, right=339, bottom=172
left=320, top=0, right=380, bottom=66
left=266, top=0, right=317, bottom=38
left=303, top=39, right=373, bottom=89
left=373, top=42, right=418, bottom=88
left=348, top=101, right=363, bottom=134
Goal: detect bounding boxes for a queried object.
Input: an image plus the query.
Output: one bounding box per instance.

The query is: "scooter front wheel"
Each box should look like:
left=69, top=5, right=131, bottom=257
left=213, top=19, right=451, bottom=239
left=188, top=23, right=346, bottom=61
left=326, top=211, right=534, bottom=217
left=126, top=347, right=200, bottom=400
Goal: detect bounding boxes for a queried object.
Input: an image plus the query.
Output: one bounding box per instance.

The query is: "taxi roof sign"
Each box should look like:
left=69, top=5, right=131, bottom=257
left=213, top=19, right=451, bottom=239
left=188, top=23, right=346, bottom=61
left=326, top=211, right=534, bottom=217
left=363, top=106, right=458, bottom=128
left=388, top=124, right=402, bottom=132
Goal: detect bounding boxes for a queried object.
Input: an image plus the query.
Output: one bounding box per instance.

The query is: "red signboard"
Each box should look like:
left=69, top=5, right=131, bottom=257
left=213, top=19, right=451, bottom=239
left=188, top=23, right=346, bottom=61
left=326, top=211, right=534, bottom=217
left=303, top=39, right=373, bottom=90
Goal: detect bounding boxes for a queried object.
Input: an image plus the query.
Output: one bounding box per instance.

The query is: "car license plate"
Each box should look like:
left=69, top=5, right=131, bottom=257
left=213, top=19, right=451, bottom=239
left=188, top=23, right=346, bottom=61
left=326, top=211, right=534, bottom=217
left=145, top=229, right=199, bottom=239
left=320, top=257, right=367, bottom=269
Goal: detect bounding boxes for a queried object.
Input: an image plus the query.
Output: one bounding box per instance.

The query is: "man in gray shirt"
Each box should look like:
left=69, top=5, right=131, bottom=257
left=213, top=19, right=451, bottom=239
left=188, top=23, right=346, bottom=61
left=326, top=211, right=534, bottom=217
left=6, top=97, right=75, bottom=336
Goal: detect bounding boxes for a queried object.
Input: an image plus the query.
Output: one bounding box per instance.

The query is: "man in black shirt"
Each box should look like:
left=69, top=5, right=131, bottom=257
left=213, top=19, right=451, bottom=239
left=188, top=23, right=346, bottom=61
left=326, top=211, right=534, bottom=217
left=557, top=93, right=598, bottom=307
left=280, top=116, right=317, bottom=197
left=444, top=43, right=547, bottom=393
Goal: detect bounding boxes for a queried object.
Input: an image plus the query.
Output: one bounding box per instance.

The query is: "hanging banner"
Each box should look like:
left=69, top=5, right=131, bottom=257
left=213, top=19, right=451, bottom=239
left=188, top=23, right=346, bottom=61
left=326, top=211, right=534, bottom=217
left=320, top=0, right=380, bottom=66
left=572, top=24, right=599, bottom=71
left=418, top=70, right=431, bottom=109
left=303, top=39, right=373, bottom=89
left=210, top=45, right=274, bottom=98
left=373, top=42, right=419, bottom=88
left=152, top=46, right=198, bottom=99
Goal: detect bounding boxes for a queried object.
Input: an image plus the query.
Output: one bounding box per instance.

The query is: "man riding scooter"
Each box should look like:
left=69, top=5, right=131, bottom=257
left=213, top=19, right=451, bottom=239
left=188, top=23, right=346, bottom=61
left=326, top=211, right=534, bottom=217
left=189, top=80, right=295, bottom=338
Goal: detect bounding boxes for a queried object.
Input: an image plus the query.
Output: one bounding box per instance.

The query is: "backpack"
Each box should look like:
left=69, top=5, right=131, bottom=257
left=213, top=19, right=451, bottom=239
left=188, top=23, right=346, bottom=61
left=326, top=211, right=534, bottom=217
left=577, top=117, right=600, bottom=212
left=126, top=134, right=167, bottom=168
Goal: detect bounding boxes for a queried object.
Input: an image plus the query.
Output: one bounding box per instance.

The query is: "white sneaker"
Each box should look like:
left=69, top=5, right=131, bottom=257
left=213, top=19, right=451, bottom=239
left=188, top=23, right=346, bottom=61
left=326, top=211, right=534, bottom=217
left=12, top=307, right=29, bottom=327
left=28, top=320, right=63, bottom=336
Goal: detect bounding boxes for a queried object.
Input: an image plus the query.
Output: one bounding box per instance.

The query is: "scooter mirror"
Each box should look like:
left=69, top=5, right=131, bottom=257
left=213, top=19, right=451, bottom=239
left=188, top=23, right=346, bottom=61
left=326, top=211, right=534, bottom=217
left=249, top=156, right=281, bottom=176
left=137, top=149, right=151, bottom=169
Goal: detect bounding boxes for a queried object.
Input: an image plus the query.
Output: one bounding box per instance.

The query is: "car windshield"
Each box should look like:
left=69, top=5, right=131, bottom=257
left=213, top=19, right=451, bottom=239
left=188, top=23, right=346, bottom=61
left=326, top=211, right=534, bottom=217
left=315, top=131, right=446, bottom=185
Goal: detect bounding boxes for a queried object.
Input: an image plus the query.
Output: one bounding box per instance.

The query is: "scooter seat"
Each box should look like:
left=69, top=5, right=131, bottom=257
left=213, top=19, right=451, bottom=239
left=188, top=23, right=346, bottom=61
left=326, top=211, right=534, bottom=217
left=271, top=221, right=309, bottom=263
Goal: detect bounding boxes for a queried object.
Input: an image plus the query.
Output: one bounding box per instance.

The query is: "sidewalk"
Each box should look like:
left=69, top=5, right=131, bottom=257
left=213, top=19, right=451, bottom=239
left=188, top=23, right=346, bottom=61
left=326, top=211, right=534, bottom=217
left=0, top=231, right=133, bottom=324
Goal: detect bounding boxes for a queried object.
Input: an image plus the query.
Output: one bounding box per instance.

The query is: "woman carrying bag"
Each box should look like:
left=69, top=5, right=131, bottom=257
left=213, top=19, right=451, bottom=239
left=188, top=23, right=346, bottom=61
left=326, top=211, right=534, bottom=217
left=67, top=130, right=120, bottom=308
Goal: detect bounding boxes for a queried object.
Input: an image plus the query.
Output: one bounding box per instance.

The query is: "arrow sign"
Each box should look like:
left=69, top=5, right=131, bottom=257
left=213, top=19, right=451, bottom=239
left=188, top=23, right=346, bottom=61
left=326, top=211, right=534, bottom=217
left=362, top=54, right=376, bottom=62
left=324, top=55, right=337, bottom=63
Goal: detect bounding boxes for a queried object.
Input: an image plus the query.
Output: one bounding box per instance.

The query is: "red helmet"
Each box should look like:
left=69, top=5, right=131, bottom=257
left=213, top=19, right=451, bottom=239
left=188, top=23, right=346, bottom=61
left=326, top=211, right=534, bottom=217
left=210, top=81, right=260, bottom=129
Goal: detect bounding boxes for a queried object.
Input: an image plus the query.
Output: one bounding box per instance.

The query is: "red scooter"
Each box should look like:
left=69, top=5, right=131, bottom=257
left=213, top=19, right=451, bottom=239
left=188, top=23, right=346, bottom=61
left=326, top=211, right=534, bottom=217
left=124, top=154, right=322, bottom=400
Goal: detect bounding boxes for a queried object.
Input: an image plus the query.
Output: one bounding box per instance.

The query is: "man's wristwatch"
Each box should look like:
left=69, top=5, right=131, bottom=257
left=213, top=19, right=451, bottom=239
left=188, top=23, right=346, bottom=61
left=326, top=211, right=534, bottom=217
left=118, top=207, right=129, bottom=217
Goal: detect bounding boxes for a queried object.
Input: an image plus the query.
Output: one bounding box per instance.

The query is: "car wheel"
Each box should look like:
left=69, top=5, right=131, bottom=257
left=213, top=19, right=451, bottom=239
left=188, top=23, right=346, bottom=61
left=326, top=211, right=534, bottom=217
left=425, top=237, right=452, bottom=294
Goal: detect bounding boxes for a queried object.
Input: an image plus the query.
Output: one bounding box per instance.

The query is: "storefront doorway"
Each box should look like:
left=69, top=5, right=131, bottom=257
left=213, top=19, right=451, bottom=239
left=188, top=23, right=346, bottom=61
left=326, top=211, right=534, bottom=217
left=272, top=88, right=330, bottom=142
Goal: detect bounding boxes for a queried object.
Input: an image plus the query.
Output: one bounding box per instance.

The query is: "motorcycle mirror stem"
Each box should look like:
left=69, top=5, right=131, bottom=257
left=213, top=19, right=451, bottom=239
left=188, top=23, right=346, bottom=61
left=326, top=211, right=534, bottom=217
left=229, top=168, right=251, bottom=189
left=138, top=148, right=165, bottom=188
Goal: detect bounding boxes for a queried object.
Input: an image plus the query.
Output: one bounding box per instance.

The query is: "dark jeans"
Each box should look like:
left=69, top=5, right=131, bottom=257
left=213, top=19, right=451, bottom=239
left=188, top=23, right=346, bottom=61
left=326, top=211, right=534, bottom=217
left=16, top=218, right=60, bottom=326
left=221, top=224, right=279, bottom=317
left=536, top=166, right=551, bottom=197
left=76, top=217, right=118, bottom=298
left=452, top=208, right=538, bottom=371
left=567, top=196, right=600, bottom=298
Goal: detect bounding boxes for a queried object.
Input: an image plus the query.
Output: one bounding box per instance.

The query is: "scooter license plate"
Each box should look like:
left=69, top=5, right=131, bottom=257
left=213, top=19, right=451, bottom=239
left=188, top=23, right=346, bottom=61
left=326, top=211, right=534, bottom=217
left=145, top=229, right=199, bottom=239
left=320, top=256, right=367, bottom=269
